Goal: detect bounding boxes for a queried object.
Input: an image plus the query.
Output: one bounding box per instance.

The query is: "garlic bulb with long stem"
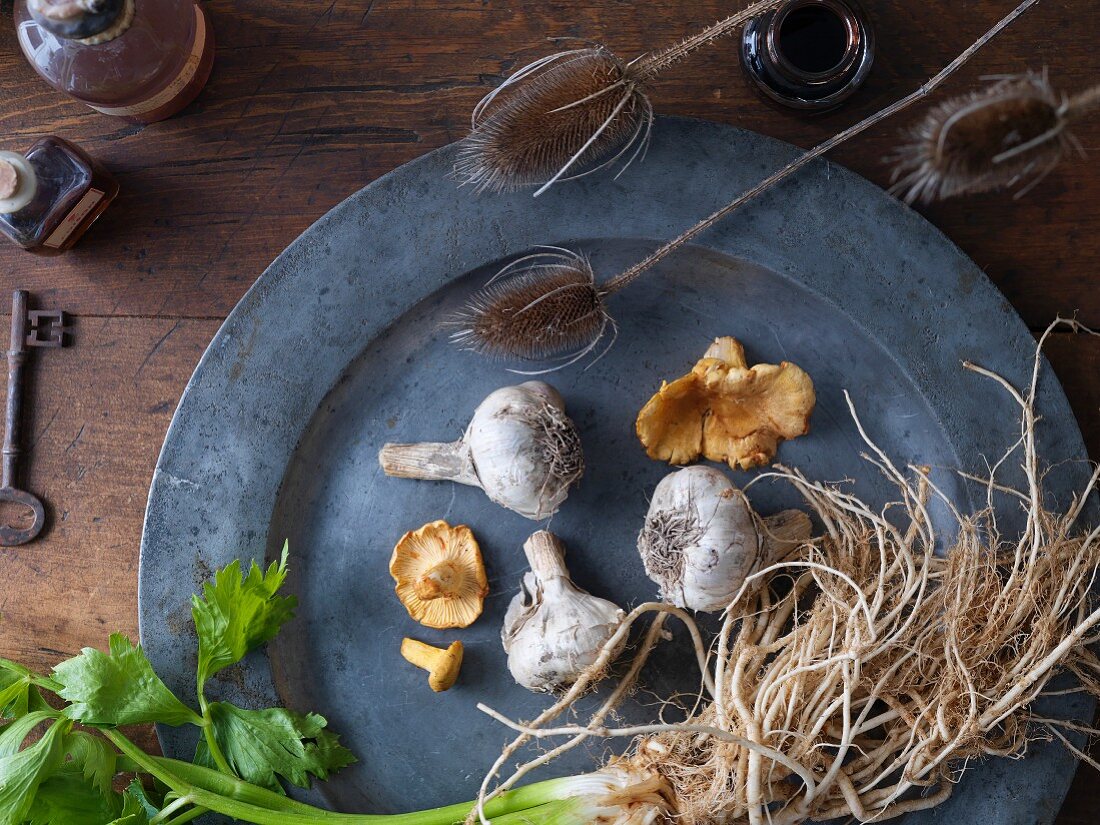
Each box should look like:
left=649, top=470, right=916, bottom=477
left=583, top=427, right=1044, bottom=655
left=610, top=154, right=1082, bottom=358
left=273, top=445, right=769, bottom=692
left=379, top=381, right=584, bottom=520
left=502, top=531, right=626, bottom=692
left=638, top=466, right=810, bottom=612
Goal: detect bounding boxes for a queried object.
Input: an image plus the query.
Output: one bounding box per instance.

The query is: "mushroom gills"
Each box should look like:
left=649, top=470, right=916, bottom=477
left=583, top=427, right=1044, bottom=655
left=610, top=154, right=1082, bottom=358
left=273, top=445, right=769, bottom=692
left=389, top=520, right=489, bottom=629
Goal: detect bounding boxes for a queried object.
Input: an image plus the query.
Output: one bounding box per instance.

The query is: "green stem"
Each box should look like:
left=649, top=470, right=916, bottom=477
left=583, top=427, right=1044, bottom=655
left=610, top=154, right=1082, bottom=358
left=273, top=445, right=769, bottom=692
left=31, top=675, right=64, bottom=693
left=491, top=800, right=587, bottom=825
left=153, top=757, right=344, bottom=816
left=197, top=693, right=234, bottom=776
left=0, top=659, right=31, bottom=677
left=103, top=729, right=589, bottom=825
left=162, top=809, right=207, bottom=825
left=150, top=795, right=194, bottom=825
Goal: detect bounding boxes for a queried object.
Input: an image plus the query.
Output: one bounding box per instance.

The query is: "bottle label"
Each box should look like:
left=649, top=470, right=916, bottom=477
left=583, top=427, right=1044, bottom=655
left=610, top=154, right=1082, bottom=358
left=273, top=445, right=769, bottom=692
left=87, top=5, right=209, bottom=118
left=43, top=188, right=106, bottom=249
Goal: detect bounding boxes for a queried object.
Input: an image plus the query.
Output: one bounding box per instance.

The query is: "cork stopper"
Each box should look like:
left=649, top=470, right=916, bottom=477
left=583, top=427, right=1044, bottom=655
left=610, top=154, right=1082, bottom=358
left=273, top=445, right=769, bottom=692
left=0, top=161, right=18, bottom=202
left=28, top=0, right=130, bottom=41
left=0, top=153, right=37, bottom=215
left=30, top=0, right=102, bottom=21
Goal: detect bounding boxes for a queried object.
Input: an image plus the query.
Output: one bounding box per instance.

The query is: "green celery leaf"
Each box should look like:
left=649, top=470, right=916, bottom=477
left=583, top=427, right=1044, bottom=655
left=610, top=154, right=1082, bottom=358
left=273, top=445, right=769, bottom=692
left=63, top=731, right=118, bottom=796
left=0, top=661, right=54, bottom=716
left=199, top=702, right=355, bottom=792
left=192, top=544, right=298, bottom=686
left=0, top=717, right=69, bottom=825
left=122, top=779, right=160, bottom=819
left=0, top=712, right=58, bottom=757
left=107, top=805, right=150, bottom=825
left=107, top=809, right=150, bottom=825
left=0, top=669, right=31, bottom=720
left=25, top=766, right=123, bottom=825
left=0, top=661, right=31, bottom=680
left=52, top=635, right=201, bottom=727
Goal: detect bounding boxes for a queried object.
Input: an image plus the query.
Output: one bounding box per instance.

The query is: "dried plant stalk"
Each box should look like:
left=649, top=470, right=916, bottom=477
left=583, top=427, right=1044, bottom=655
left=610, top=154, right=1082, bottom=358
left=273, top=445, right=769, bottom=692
left=451, top=0, right=1046, bottom=368
left=474, top=320, right=1100, bottom=825
left=891, top=72, right=1100, bottom=203
left=455, top=0, right=788, bottom=196
left=447, top=248, right=611, bottom=366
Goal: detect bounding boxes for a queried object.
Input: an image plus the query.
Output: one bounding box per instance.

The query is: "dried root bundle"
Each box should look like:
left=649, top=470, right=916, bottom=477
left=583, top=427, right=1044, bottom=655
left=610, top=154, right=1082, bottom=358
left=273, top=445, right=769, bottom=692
left=475, top=322, right=1100, bottom=825
left=892, top=72, right=1100, bottom=203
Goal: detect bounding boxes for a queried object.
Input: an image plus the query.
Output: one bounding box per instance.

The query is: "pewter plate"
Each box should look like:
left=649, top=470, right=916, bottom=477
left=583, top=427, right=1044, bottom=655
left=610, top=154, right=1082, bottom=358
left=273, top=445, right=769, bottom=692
left=139, top=118, right=1094, bottom=823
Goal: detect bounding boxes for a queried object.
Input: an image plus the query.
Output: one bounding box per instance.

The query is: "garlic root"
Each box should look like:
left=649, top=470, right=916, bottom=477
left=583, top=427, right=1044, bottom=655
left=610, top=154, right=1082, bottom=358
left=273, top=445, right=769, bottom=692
left=760, top=509, right=812, bottom=560
left=502, top=531, right=626, bottom=692
left=379, top=381, right=584, bottom=520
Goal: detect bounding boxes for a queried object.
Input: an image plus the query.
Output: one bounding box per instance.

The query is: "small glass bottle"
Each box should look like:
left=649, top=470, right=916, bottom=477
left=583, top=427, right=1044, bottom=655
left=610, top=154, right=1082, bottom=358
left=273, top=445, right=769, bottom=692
left=741, top=0, right=874, bottom=112
left=15, top=0, right=215, bottom=124
left=0, top=137, right=120, bottom=255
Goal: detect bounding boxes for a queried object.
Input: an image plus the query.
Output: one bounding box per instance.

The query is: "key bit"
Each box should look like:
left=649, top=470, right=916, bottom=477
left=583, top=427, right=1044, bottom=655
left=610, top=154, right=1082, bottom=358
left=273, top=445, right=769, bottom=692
left=27, top=310, right=68, bottom=348
left=0, top=290, right=68, bottom=547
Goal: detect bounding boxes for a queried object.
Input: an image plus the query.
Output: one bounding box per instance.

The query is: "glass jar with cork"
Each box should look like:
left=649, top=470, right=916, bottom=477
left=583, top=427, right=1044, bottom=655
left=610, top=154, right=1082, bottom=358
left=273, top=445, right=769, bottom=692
left=15, top=0, right=215, bottom=123
left=0, top=137, right=119, bottom=254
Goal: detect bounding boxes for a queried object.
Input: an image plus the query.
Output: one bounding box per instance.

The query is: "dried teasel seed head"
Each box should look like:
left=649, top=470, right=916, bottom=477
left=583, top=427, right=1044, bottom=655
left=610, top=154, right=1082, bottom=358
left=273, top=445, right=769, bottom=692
left=454, top=48, right=653, bottom=195
left=448, top=248, right=614, bottom=369
left=890, top=72, right=1077, bottom=204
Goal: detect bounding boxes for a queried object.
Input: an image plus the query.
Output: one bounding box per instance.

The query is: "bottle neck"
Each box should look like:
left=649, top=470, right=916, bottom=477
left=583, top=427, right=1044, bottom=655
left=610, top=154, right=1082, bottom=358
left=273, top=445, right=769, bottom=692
left=0, top=153, right=38, bottom=216
left=27, top=0, right=135, bottom=44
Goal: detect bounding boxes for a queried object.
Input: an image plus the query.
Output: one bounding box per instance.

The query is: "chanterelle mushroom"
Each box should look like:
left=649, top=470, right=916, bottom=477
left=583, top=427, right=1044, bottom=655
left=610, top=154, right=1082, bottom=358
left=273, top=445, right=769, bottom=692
left=636, top=337, right=815, bottom=470
left=390, top=520, right=488, bottom=629
left=401, top=638, right=464, bottom=692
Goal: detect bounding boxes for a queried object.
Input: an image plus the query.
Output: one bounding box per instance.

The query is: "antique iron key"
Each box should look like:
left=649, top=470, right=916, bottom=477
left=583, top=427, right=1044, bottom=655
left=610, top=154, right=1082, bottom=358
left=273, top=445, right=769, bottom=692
left=0, top=290, right=68, bottom=546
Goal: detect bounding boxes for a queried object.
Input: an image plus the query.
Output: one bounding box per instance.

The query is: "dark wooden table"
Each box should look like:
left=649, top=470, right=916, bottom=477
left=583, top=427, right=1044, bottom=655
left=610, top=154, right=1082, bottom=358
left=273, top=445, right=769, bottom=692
left=0, top=0, right=1097, bottom=819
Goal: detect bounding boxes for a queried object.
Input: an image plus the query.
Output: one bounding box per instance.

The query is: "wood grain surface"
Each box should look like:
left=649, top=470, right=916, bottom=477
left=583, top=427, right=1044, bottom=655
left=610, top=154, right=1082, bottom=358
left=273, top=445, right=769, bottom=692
left=0, top=0, right=1097, bottom=819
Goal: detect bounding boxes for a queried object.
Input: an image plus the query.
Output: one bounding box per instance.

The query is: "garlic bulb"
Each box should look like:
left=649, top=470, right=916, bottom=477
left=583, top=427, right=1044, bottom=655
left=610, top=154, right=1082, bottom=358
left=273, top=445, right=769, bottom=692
left=638, top=466, right=810, bottom=612
left=378, top=381, right=584, bottom=520
left=502, top=531, right=625, bottom=692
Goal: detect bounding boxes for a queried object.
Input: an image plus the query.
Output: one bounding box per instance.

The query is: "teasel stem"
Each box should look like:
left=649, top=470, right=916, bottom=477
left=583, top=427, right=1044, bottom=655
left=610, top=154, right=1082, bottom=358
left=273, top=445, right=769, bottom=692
left=602, top=0, right=1044, bottom=296
left=627, top=0, right=787, bottom=82
left=1066, top=83, right=1100, bottom=120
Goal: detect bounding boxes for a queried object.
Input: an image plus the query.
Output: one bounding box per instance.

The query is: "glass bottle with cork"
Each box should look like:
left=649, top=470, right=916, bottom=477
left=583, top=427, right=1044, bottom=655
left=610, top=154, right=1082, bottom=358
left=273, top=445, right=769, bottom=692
left=15, top=0, right=215, bottom=123
left=0, top=137, right=120, bottom=254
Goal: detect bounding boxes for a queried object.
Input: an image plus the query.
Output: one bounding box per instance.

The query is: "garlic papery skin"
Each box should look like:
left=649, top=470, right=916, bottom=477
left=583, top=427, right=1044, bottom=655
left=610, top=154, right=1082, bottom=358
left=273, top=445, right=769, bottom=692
left=637, top=466, right=810, bottom=612
left=379, top=381, right=584, bottom=520
left=502, top=531, right=626, bottom=692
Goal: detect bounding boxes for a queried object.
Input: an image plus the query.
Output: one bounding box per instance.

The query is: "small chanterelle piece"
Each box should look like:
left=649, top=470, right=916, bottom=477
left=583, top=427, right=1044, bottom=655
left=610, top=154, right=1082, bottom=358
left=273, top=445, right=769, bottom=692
left=401, top=638, right=464, bottom=692
left=636, top=336, right=815, bottom=470
left=389, top=520, right=489, bottom=629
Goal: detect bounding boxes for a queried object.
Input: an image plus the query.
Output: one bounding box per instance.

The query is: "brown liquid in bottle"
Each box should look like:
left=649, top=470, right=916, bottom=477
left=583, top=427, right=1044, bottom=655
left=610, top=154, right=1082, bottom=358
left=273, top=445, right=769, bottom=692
left=0, top=137, right=120, bottom=255
left=15, top=0, right=215, bottom=123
